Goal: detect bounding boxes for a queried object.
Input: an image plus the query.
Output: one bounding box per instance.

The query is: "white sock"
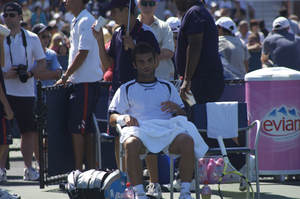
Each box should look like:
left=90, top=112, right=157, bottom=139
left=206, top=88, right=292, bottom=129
left=133, top=184, right=146, bottom=198
left=180, top=182, right=191, bottom=194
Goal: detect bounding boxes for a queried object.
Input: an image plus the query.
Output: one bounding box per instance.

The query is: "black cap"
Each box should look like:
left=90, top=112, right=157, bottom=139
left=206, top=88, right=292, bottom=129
left=4, top=2, right=22, bottom=15
left=102, top=0, right=136, bottom=11
left=31, top=23, right=53, bottom=34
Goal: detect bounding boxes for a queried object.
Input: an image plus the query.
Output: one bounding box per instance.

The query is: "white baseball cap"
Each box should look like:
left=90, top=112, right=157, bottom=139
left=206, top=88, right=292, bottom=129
left=215, top=17, right=236, bottom=34
left=273, top=17, right=289, bottom=30
left=107, top=20, right=116, bottom=27
left=166, top=17, right=181, bottom=33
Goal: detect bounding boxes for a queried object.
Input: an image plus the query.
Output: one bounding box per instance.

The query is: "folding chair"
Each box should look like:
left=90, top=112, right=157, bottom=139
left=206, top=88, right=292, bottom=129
left=192, top=102, right=261, bottom=199
left=116, top=123, right=201, bottom=199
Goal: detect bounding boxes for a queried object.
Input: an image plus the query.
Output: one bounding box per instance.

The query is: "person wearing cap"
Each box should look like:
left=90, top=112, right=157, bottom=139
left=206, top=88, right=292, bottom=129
left=92, top=0, right=160, bottom=177
left=216, top=17, right=250, bottom=76
left=261, top=17, right=300, bottom=71
left=31, top=23, right=62, bottom=168
left=2, top=2, right=46, bottom=181
left=55, top=0, right=103, bottom=171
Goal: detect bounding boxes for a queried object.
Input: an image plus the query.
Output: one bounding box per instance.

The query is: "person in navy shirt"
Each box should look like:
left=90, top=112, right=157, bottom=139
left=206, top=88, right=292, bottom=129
left=92, top=0, right=160, bottom=169
left=175, top=0, right=225, bottom=105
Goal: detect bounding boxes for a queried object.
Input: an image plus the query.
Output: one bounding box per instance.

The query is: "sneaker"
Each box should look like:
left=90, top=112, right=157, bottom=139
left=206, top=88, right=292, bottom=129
left=0, top=168, right=7, bottom=183
left=34, top=162, right=40, bottom=172
left=239, top=177, right=247, bottom=192
left=178, top=192, right=195, bottom=199
left=162, top=179, right=181, bottom=191
left=23, top=167, right=39, bottom=181
left=146, top=183, right=162, bottom=199
left=0, top=188, right=20, bottom=199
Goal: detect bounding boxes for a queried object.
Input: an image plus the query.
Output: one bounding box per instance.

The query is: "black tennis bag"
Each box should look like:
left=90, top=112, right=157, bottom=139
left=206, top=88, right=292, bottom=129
left=65, top=169, right=127, bottom=199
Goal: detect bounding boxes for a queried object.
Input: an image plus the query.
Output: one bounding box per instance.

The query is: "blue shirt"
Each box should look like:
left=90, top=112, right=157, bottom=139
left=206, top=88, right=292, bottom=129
left=262, top=30, right=300, bottom=71
left=107, top=19, right=160, bottom=94
left=34, top=48, right=62, bottom=95
left=175, top=2, right=223, bottom=77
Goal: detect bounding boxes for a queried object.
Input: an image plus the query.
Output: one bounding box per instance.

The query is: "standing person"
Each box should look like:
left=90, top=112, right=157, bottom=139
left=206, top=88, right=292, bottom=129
left=175, top=0, right=225, bottom=106
left=31, top=23, right=62, bottom=169
left=216, top=17, right=250, bottom=77
left=261, top=17, right=300, bottom=71
left=0, top=30, right=20, bottom=199
left=138, top=0, right=175, bottom=81
left=137, top=0, right=174, bottom=196
left=55, top=0, right=103, bottom=171
left=2, top=2, right=46, bottom=181
left=92, top=0, right=160, bottom=172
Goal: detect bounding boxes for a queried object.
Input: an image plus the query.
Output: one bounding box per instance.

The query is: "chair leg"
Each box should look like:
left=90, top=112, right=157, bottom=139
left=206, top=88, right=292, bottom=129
left=170, top=158, right=174, bottom=199
left=194, top=159, right=200, bottom=199
left=255, top=152, right=260, bottom=199
left=246, top=153, right=250, bottom=199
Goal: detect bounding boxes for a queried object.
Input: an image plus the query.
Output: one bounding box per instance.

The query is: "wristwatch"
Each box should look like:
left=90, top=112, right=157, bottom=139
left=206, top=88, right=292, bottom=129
left=29, top=71, right=34, bottom=78
left=61, top=75, right=68, bottom=81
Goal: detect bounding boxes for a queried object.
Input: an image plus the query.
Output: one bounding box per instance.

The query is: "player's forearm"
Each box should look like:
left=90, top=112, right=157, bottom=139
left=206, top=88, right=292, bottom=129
left=97, top=38, right=113, bottom=69
left=31, top=58, right=46, bottom=75
left=158, top=48, right=174, bottom=60
left=109, top=113, right=120, bottom=128
left=185, top=43, right=201, bottom=81
left=64, top=50, right=88, bottom=78
left=35, top=69, right=61, bottom=80
left=174, top=108, right=187, bottom=117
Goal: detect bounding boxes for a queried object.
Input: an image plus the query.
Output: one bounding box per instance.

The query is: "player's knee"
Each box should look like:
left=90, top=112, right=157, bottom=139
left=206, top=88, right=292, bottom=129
left=124, top=136, right=142, bottom=153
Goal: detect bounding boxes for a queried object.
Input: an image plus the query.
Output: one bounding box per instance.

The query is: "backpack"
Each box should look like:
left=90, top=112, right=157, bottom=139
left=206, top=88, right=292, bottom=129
left=65, top=169, right=127, bottom=199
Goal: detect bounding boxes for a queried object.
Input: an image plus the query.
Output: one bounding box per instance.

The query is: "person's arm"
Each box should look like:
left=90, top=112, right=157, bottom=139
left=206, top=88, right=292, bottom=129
left=109, top=113, right=139, bottom=128
left=0, top=35, right=4, bottom=67
left=161, top=101, right=187, bottom=117
left=55, top=50, right=88, bottom=85
left=180, top=33, right=203, bottom=101
left=92, top=25, right=114, bottom=69
left=0, top=83, right=13, bottom=120
left=35, top=68, right=61, bottom=80
left=260, top=52, right=269, bottom=65
left=158, top=49, right=174, bottom=60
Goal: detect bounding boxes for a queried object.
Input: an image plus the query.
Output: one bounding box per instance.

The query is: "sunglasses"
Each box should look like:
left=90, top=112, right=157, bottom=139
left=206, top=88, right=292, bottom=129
left=3, top=13, right=18, bottom=18
left=140, top=1, right=156, bottom=7
left=41, top=35, right=51, bottom=39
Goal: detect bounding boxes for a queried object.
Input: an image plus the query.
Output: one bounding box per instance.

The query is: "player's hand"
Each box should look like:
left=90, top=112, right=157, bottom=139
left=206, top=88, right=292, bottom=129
left=54, top=78, right=68, bottom=87
left=0, top=34, right=5, bottom=42
left=91, top=22, right=104, bottom=40
left=4, top=105, right=13, bottom=120
left=122, top=35, right=135, bottom=50
left=124, top=115, right=139, bottom=127
left=161, top=101, right=181, bottom=113
left=3, top=67, right=18, bottom=79
left=179, top=79, right=192, bottom=101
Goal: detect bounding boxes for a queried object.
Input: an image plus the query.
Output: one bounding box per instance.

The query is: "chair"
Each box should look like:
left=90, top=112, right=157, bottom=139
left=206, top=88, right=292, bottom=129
left=116, top=123, right=201, bottom=199
left=192, top=102, right=261, bottom=199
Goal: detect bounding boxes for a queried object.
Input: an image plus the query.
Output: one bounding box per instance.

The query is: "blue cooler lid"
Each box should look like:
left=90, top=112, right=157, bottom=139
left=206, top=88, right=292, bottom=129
left=245, top=67, right=300, bottom=81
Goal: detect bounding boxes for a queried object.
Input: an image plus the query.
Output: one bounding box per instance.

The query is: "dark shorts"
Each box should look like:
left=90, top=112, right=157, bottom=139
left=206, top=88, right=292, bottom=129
left=68, top=82, right=101, bottom=134
left=7, top=95, right=35, bottom=134
left=0, top=117, right=12, bottom=145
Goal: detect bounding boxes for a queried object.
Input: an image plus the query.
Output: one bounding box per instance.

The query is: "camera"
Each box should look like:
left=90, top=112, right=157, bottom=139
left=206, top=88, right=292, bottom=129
left=14, top=64, right=29, bottom=83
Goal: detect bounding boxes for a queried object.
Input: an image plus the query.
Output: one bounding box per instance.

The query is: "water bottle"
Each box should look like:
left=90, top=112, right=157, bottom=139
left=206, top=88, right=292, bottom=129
left=206, top=159, right=216, bottom=183
left=124, top=182, right=134, bottom=199
left=213, top=158, right=224, bottom=183
left=201, top=180, right=211, bottom=199
left=198, top=158, right=207, bottom=183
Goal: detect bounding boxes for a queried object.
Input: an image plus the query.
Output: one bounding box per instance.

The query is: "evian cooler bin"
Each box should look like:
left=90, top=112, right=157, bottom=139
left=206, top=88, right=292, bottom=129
left=245, top=67, right=300, bottom=175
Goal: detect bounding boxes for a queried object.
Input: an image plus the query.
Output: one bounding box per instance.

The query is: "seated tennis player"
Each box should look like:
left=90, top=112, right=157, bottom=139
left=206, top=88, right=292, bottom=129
left=108, top=42, right=208, bottom=199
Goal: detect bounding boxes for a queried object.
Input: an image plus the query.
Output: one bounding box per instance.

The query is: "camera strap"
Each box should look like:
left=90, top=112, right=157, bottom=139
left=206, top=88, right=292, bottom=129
left=6, top=28, right=29, bottom=67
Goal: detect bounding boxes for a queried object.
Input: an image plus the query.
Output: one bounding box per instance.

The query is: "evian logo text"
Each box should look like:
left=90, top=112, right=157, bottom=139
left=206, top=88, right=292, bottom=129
left=261, top=106, right=300, bottom=141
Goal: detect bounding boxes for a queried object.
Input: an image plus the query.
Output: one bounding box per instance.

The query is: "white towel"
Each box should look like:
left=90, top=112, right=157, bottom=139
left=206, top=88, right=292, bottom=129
left=119, top=116, right=209, bottom=160
left=206, top=102, right=238, bottom=139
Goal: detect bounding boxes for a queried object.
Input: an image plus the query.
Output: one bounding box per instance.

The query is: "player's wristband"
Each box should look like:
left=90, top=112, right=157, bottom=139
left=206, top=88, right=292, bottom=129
left=117, top=114, right=129, bottom=126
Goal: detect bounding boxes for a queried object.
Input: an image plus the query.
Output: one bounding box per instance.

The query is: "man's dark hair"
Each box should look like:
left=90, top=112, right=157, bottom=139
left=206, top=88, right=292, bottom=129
left=249, top=19, right=258, bottom=28
left=279, top=7, right=288, bottom=17
left=132, top=42, right=156, bottom=65
left=117, top=6, right=135, bottom=15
